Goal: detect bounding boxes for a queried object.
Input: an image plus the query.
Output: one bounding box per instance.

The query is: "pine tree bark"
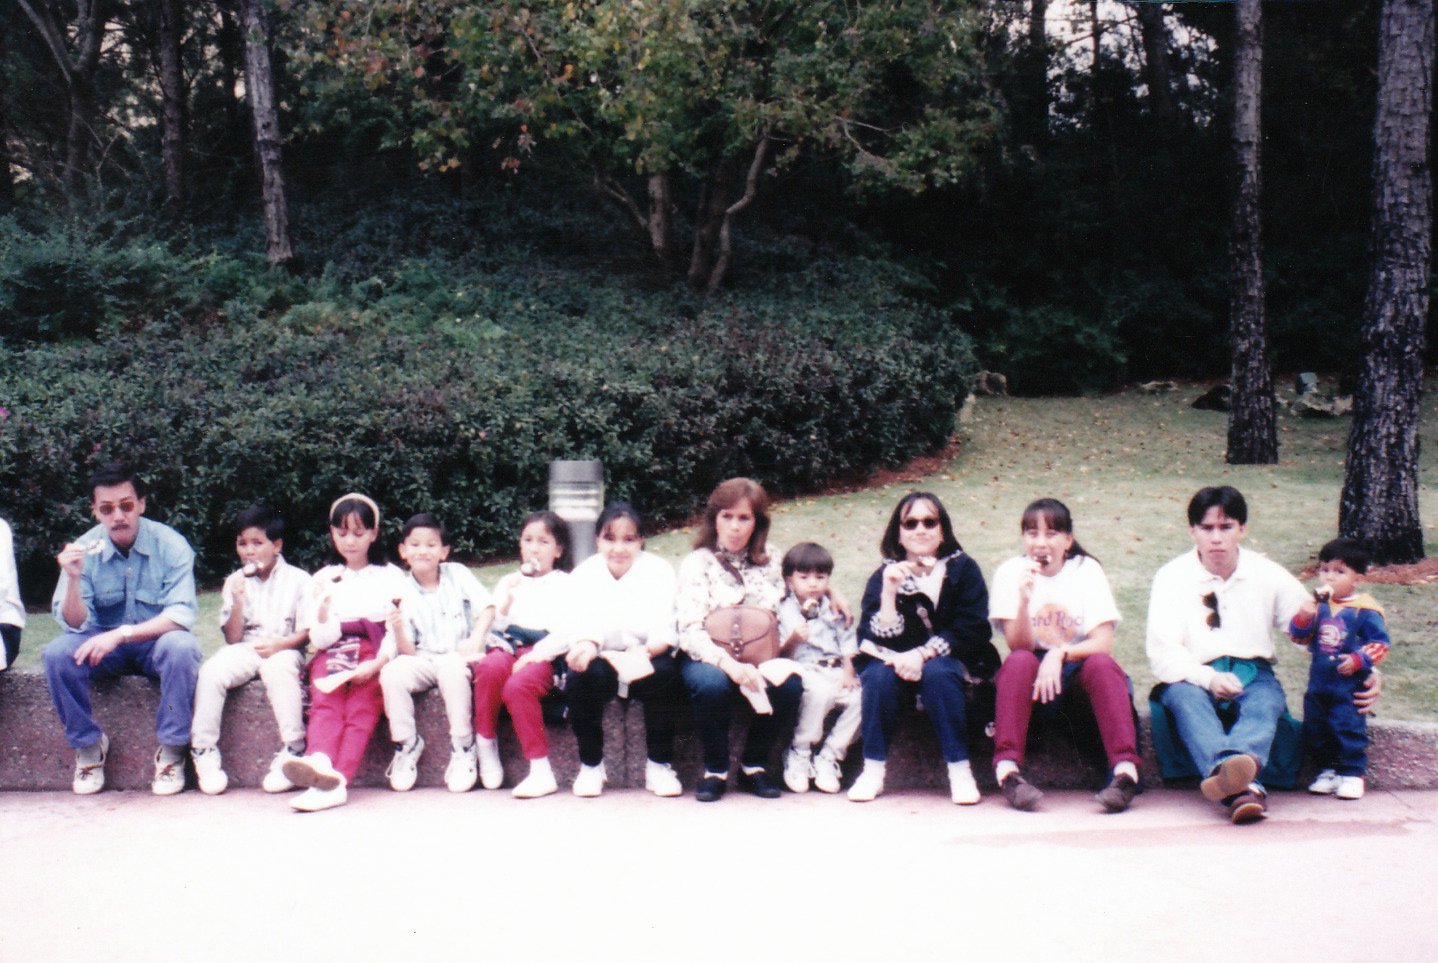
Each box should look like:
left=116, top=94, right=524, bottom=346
left=1027, top=0, right=1048, bottom=145
left=1340, top=0, right=1433, bottom=564
left=17, top=0, right=106, bottom=199
left=158, top=0, right=186, bottom=222
left=238, top=0, right=293, bottom=267
left=1226, top=0, right=1278, bottom=465
left=1135, top=3, right=1178, bottom=128
left=0, top=29, right=16, bottom=213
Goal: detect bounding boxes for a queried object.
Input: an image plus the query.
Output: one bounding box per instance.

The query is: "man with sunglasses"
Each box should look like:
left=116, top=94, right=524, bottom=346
left=1147, top=486, right=1380, bottom=823
left=42, top=462, right=202, bottom=796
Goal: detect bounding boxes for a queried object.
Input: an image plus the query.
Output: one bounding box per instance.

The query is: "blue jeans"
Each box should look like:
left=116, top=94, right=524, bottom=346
left=680, top=657, right=802, bottom=774
left=859, top=655, right=970, bottom=764
left=43, top=629, right=202, bottom=749
left=1158, top=662, right=1286, bottom=779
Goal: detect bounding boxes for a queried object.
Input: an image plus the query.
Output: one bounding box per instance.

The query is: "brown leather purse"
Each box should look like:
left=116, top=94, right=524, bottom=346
left=704, top=605, right=780, bottom=666
left=704, top=553, right=780, bottom=665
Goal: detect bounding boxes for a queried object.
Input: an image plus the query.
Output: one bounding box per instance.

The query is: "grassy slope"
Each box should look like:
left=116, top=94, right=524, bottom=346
left=18, top=385, right=1436, bottom=721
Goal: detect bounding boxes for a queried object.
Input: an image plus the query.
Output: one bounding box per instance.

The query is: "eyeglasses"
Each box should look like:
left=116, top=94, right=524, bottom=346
left=95, top=499, right=138, bottom=517
left=901, top=517, right=940, bottom=531
left=1202, top=591, right=1221, bottom=629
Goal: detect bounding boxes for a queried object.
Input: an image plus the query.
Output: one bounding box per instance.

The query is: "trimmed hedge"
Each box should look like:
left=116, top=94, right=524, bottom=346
left=0, top=258, right=976, bottom=599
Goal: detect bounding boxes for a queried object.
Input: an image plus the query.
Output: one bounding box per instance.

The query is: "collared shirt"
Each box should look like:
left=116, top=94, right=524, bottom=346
left=400, top=563, right=494, bottom=656
left=1146, top=546, right=1309, bottom=688
left=217, top=556, right=311, bottom=644
left=303, top=562, right=407, bottom=661
left=51, top=516, right=197, bottom=633
left=570, top=551, right=677, bottom=653
left=778, top=595, right=856, bottom=665
left=0, top=518, right=24, bottom=630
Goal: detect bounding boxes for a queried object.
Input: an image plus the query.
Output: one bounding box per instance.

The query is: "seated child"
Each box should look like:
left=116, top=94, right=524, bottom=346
left=191, top=506, right=311, bottom=794
left=1288, top=538, right=1390, bottom=800
left=779, top=542, right=861, bottom=794
left=381, top=513, right=495, bottom=793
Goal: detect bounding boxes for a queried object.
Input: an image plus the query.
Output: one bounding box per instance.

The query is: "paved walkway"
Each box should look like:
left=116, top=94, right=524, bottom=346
left=1, top=786, right=1434, bottom=961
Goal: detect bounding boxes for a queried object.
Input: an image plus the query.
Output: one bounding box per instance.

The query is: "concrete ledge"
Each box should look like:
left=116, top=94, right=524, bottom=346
left=1, top=671, right=1434, bottom=792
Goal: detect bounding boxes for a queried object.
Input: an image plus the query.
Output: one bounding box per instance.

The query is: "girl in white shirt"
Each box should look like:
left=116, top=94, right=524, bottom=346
left=988, top=498, right=1140, bottom=813
left=470, top=510, right=573, bottom=798
left=283, top=493, right=406, bottom=812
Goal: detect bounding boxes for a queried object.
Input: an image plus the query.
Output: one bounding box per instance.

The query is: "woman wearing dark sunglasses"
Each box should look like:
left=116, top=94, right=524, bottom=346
left=849, top=492, right=999, bottom=803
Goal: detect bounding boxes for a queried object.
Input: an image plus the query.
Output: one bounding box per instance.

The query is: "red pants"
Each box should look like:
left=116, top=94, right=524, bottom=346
left=306, top=673, right=384, bottom=782
left=993, top=650, right=1140, bottom=770
left=472, top=646, right=554, bottom=760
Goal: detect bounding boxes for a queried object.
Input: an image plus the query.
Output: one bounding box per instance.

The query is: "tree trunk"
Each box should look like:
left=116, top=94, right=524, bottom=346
left=686, top=159, right=736, bottom=291
left=18, top=0, right=106, bottom=200
left=158, top=0, right=186, bottom=222
left=1340, top=0, right=1433, bottom=564
left=1027, top=0, right=1048, bottom=145
left=1135, top=2, right=1178, bottom=128
left=1226, top=0, right=1277, bottom=465
left=238, top=0, right=293, bottom=267
left=0, top=29, right=16, bottom=213
left=647, top=172, right=671, bottom=263
left=704, top=138, right=770, bottom=295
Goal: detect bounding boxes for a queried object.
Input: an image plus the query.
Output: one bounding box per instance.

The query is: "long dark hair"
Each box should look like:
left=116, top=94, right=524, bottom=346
left=1020, top=497, right=1096, bottom=565
left=520, top=509, right=573, bottom=572
left=694, top=477, right=771, bottom=565
left=328, top=494, right=387, bottom=566
left=879, top=491, right=962, bottom=561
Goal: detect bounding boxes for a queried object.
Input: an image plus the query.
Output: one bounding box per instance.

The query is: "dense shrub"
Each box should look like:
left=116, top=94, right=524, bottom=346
left=0, top=259, right=976, bottom=600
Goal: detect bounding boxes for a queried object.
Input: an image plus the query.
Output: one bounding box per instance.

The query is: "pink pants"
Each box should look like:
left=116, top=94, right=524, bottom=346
left=306, top=672, right=384, bottom=782
left=472, top=646, right=554, bottom=760
left=993, top=650, right=1140, bottom=770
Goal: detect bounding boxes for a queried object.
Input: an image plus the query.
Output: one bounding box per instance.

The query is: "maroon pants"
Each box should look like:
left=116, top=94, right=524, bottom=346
left=306, top=620, right=385, bottom=782
left=472, top=646, right=554, bottom=760
left=993, top=650, right=1140, bottom=770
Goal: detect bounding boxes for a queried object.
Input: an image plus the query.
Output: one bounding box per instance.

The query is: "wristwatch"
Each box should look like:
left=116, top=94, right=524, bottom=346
left=120, top=625, right=134, bottom=643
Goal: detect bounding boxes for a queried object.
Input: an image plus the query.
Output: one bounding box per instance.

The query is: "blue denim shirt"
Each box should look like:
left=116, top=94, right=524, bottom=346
left=51, top=517, right=197, bottom=633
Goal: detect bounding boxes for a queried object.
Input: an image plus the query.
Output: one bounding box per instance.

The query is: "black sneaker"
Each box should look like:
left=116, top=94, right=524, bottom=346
left=999, top=772, right=1043, bottom=811
left=737, top=769, right=781, bottom=799
left=1096, top=773, right=1139, bottom=813
left=695, top=775, right=727, bottom=803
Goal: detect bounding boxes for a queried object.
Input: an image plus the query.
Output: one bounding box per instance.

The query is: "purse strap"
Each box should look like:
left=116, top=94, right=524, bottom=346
left=714, top=552, right=747, bottom=591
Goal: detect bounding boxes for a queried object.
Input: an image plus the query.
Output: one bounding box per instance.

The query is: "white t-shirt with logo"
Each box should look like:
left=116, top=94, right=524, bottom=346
left=988, top=554, right=1121, bottom=653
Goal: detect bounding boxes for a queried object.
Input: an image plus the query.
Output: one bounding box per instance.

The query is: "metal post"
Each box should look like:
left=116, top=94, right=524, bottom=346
left=548, top=460, right=604, bottom=565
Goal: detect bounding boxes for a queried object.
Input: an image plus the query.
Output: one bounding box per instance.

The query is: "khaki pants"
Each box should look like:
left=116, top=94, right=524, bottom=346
left=380, top=651, right=473, bottom=745
left=792, top=663, right=862, bottom=761
left=191, top=643, right=305, bottom=750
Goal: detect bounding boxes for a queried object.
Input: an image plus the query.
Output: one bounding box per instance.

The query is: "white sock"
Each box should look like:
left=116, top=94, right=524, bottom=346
left=703, top=770, right=729, bottom=781
left=995, top=759, right=1019, bottom=782
left=1114, top=761, right=1139, bottom=782
left=861, top=760, right=886, bottom=778
left=527, top=757, right=553, bottom=780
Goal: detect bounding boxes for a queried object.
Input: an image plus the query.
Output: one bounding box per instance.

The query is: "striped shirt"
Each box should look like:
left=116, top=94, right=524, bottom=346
left=217, top=556, right=311, bottom=644
left=400, top=563, right=494, bottom=655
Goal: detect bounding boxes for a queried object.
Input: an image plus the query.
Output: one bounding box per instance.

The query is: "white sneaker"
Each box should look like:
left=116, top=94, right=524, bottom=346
left=848, top=763, right=885, bottom=802
left=948, top=760, right=980, bottom=805
left=386, top=735, right=425, bottom=792
left=644, top=760, right=683, bottom=797
left=262, top=748, right=302, bottom=793
left=1308, top=769, right=1342, bottom=795
left=445, top=744, right=479, bottom=793
left=477, top=737, right=504, bottom=790
left=153, top=748, right=186, bottom=796
left=291, top=780, right=348, bottom=812
left=191, top=746, right=229, bottom=795
left=282, top=752, right=344, bottom=791
left=783, top=749, right=812, bottom=794
left=572, top=762, right=606, bottom=798
left=1336, top=776, right=1366, bottom=800
left=812, top=753, right=842, bottom=794
left=512, top=762, right=558, bottom=799
left=73, top=734, right=109, bottom=796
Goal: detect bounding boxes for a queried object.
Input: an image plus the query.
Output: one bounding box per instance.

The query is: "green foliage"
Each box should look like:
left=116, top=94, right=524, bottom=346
left=0, top=243, right=975, bottom=601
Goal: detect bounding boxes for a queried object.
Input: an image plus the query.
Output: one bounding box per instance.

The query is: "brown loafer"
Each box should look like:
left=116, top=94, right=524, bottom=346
left=1201, top=753, right=1259, bottom=802
left=1228, top=788, right=1268, bottom=824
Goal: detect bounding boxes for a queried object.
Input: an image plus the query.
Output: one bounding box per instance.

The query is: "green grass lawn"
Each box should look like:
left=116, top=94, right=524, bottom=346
left=16, top=383, right=1437, bottom=721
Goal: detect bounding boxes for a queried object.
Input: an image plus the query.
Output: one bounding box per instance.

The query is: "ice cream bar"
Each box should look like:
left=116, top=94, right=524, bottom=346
left=801, top=598, right=821, bottom=620
left=913, top=555, right=937, bottom=575
left=83, top=540, right=105, bottom=556
left=242, top=562, right=259, bottom=577
left=520, top=561, right=538, bottom=577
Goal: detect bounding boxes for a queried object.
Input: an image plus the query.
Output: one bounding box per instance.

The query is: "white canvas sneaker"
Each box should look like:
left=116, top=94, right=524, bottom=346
left=572, top=762, right=606, bottom=798
left=1336, top=776, right=1366, bottom=800
left=386, top=735, right=425, bottom=792
left=644, top=760, right=683, bottom=797
left=282, top=752, right=344, bottom=791
left=291, top=781, right=348, bottom=812
left=477, top=737, right=504, bottom=790
left=73, top=734, right=109, bottom=796
left=948, top=760, right=981, bottom=805
left=191, top=746, right=229, bottom=795
left=847, top=762, right=885, bottom=803
left=152, top=748, right=186, bottom=796
left=783, top=748, right=812, bottom=794
left=1308, top=769, right=1342, bottom=795
left=812, top=753, right=843, bottom=794
left=445, top=744, right=479, bottom=793
left=262, top=748, right=302, bottom=793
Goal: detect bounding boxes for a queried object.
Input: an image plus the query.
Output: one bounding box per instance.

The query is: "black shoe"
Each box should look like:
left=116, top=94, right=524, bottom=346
left=737, top=769, right=781, bottom=799
left=1096, top=773, right=1139, bottom=813
left=1228, top=787, right=1268, bottom=824
left=695, top=775, right=727, bottom=803
left=999, top=772, right=1043, bottom=811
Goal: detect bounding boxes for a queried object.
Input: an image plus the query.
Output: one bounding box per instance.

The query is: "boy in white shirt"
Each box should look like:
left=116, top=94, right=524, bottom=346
left=191, top=507, right=311, bottom=794
left=381, top=514, right=495, bottom=793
